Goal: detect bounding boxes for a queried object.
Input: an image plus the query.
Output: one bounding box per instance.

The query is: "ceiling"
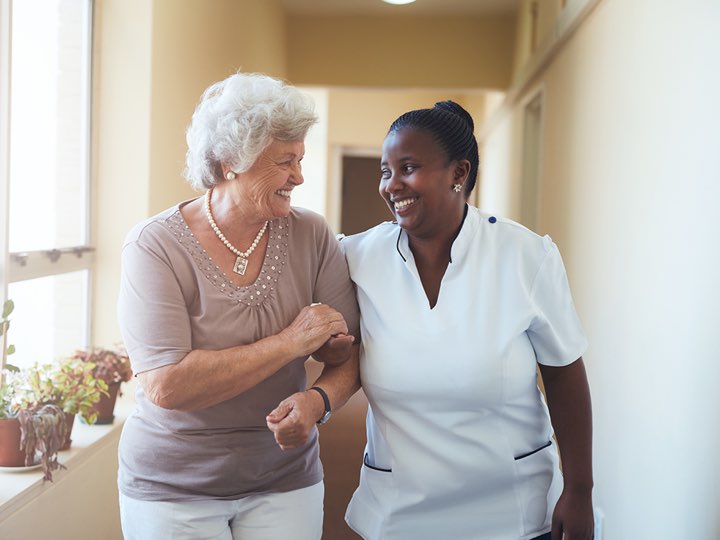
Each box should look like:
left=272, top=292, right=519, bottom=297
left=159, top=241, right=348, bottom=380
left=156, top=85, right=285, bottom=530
left=280, top=0, right=521, bottom=16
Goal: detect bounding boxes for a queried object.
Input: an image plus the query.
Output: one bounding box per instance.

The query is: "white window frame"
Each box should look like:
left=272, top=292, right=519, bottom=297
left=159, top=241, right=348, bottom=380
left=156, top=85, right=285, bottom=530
left=0, top=0, right=95, bottom=349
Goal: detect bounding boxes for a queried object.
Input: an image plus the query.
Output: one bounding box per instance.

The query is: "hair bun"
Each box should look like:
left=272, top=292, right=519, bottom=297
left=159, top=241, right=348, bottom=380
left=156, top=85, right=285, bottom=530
left=434, top=100, right=474, bottom=132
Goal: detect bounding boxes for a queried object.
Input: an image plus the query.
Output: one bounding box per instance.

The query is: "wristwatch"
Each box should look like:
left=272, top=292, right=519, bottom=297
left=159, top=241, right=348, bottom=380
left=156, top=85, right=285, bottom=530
left=308, top=386, right=332, bottom=425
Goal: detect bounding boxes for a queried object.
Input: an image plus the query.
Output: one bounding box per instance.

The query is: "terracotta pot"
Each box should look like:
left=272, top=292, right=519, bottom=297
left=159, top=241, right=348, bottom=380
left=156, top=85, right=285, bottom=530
left=91, top=382, right=121, bottom=425
left=0, top=417, right=26, bottom=467
left=61, top=412, right=75, bottom=451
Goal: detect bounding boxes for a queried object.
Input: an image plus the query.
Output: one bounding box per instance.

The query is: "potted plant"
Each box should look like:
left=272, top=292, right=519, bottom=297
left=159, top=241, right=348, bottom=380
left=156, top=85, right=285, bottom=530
left=72, top=346, right=132, bottom=424
left=15, top=357, right=109, bottom=449
left=1, top=300, right=67, bottom=480
left=0, top=370, right=28, bottom=469
left=0, top=298, right=26, bottom=469
left=16, top=400, right=68, bottom=481
left=0, top=299, right=107, bottom=480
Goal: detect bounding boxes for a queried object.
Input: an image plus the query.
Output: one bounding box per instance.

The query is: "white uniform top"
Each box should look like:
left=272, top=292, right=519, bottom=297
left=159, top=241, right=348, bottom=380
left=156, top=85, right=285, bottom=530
left=342, top=206, right=588, bottom=540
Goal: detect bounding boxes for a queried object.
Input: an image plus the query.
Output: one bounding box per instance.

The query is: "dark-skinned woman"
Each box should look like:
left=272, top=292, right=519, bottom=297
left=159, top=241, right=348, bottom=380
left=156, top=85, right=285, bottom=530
left=270, top=100, right=594, bottom=540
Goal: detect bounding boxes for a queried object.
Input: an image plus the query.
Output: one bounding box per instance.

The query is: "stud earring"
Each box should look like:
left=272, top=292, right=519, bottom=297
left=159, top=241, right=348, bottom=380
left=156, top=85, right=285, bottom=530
left=226, top=171, right=236, bottom=181
left=452, top=184, right=463, bottom=193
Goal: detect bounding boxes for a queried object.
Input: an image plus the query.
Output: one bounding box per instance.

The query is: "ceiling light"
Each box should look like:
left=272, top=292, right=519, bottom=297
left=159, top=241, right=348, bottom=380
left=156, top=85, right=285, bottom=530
left=382, top=0, right=416, bottom=5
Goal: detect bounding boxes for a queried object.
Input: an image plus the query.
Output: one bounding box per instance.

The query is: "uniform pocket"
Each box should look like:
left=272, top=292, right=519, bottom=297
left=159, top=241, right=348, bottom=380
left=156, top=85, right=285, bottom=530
left=346, top=455, right=397, bottom=540
left=513, top=440, right=559, bottom=537
left=364, top=452, right=392, bottom=472
left=514, top=440, right=552, bottom=461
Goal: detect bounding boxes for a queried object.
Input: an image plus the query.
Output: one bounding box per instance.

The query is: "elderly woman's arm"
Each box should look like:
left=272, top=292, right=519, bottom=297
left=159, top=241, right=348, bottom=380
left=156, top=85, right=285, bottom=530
left=266, top=344, right=361, bottom=450
left=137, top=304, right=348, bottom=412
left=538, top=357, right=595, bottom=540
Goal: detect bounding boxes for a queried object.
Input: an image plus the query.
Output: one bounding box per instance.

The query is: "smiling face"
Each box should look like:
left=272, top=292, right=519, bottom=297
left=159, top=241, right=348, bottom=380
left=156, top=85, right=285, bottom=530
left=380, top=128, right=468, bottom=240
left=237, top=139, right=305, bottom=220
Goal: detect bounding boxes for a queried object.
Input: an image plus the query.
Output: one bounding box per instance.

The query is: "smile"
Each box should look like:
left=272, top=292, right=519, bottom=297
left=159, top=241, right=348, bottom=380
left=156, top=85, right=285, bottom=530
left=394, top=198, right=418, bottom=211
left=276, top=190, right=292, bottom=198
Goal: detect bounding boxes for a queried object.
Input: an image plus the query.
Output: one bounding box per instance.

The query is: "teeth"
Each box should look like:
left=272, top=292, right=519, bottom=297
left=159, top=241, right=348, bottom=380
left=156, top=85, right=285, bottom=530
left=276, top=190, right=291, bottom=197
left=394, top=198, right=417, bottom=210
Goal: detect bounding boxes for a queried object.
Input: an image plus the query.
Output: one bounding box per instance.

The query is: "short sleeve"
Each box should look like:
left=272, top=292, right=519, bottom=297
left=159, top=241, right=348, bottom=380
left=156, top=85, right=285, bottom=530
left=527, top=240, right=588, bottom=366
left=313, top=224, right=360, bottom=341
left=117, top=236, right=192, bottom=374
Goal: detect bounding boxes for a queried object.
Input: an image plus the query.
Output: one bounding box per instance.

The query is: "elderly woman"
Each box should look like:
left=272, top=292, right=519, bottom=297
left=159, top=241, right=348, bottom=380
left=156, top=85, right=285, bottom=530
left=116, top=72, right=359, bottom=540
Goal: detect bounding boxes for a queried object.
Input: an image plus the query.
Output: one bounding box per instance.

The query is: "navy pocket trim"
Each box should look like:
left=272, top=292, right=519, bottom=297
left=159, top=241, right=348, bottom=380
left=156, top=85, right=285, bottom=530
left=363, top=452, right=392, bottom=472
left=514, top=440, right=552, bottom=461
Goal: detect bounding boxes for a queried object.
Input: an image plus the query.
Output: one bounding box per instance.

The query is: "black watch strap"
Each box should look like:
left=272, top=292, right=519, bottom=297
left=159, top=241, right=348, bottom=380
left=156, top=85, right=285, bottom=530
left=308, top=386, right=331, bottom=424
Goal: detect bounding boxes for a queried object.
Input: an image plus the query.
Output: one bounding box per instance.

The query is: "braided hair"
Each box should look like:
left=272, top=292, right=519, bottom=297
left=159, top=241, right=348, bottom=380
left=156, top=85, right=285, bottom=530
left=387, top=100, right=479, bottom=196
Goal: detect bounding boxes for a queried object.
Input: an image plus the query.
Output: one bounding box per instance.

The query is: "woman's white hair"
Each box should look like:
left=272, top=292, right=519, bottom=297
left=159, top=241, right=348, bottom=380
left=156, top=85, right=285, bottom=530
left=184, top=72, right=318, bottom=190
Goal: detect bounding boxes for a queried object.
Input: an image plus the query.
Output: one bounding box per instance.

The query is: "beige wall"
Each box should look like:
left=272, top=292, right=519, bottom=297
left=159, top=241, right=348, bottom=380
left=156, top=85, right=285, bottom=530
left=512, top=0, right=564, bottom=82
left=480, top=0, right=720, bottom=537
left=92, top=0, right=153, bottom=349
left=287, top=14, right=516, bottom=89
left=148, top=0, right=287, bottom=214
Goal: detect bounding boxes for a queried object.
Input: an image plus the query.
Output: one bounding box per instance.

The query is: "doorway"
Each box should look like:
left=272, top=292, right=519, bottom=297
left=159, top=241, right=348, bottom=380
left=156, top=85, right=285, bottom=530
left=340, top=155, right=392, bottom=236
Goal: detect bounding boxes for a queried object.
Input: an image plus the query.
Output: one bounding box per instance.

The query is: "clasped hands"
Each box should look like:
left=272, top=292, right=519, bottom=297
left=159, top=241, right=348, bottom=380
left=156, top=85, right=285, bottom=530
left=267, top=303, right=353, bottom=450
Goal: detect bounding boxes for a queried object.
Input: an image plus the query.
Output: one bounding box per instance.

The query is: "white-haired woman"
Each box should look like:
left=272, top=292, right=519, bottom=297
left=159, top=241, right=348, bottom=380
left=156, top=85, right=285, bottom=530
left=117, top=72, right=360, bottom=540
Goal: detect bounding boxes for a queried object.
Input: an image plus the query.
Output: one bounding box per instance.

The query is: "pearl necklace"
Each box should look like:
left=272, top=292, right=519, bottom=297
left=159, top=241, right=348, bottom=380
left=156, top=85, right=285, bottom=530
left=204, top=188, right=268, bottom=276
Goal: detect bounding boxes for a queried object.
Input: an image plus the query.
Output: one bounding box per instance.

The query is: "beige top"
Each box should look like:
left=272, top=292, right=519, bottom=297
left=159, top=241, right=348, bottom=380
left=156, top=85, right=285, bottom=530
left=117, top=202, right=360, bottom=501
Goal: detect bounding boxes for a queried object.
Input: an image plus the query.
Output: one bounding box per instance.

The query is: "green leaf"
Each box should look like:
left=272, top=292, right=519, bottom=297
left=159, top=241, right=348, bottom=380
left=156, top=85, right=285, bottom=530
left=2, top=299, right=14, bottom=319
left=4, top=363, right=19, bottom=373
left=6, top=344, right=15, bottom=355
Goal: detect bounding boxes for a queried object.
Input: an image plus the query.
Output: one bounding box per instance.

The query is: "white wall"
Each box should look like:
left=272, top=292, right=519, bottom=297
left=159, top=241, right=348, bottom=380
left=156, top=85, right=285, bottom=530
left=480, top=1, right=720, bottom=538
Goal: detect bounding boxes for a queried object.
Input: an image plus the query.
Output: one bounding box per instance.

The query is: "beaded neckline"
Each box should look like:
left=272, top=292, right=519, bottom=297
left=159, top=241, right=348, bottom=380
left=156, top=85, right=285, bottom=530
left=204, top=188, right=268, bottom=276
left=164, top=209, right=289, bottom=307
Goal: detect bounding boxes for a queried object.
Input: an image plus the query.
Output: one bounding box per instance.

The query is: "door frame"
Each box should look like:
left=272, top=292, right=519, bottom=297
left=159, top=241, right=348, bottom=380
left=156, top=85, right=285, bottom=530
left=328, top=145, right=381, bottom=233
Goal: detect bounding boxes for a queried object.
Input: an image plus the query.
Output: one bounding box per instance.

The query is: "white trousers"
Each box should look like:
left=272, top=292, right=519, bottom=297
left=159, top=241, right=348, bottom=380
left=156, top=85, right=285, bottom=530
left=119, top=482, right=324, bottom=540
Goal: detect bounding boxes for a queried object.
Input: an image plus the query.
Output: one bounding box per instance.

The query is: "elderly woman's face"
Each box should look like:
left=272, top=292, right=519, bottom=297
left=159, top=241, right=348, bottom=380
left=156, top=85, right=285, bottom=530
left=241, top=139, right=305, bottom=219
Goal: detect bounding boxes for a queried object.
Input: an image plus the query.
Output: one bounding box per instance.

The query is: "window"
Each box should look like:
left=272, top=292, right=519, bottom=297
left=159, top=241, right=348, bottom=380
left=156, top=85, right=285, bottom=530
left=1, top=0, right=94, bottom=369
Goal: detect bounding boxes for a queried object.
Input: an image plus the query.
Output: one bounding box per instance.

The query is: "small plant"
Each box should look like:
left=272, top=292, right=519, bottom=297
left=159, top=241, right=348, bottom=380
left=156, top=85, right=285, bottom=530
left=72, top=345, right=132, bottom=387
left=18, top=402, right=68, bottom=480
left=14, top=359, right=109, bottom=425
left=0, top=299, right=108, bottom=480
left=2, top=300, right=65, bottom=480
left=55, top=356, right=110, bottom=424
left=1, top=362, right=69, bottom=480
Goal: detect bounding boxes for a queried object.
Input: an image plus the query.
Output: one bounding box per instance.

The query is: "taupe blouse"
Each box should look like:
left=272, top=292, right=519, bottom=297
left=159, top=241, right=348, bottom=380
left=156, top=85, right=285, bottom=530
left=117, top=202, right=360, bottom=501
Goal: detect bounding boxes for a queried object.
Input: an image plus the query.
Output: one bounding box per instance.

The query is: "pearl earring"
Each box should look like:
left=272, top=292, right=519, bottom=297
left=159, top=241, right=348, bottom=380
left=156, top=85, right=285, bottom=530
left=226, top=171, right=236, bottom=181
left=452, top=184, right=463, bottom=193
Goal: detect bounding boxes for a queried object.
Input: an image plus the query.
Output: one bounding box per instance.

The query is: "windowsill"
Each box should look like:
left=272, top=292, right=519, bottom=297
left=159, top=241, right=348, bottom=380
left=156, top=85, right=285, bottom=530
left=0, top=381, right=136, bottom=522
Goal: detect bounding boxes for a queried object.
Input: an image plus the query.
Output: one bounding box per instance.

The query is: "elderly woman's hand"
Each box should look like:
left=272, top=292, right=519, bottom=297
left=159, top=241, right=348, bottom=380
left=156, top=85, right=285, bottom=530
left=266, top=390, right=324, bottom=450
left=280, top=304, right=349, bottom=358
left=312, top=333, right=355, bottom=366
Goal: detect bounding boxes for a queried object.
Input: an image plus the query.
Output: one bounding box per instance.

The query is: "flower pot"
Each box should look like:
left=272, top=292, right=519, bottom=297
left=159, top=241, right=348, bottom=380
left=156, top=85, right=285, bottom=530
left=91, top=382, right=121, bottom=425
left=61, top=412, right=75, bottom=451
left=0, top=417, right=27, bottom=467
